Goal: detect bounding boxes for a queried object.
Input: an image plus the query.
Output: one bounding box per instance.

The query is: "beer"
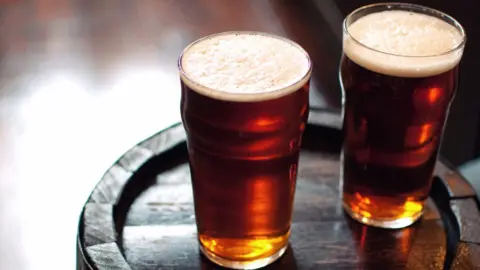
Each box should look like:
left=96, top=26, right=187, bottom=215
left=340, top=5, right=466, bottom=229
left=179, top=32, right=311, bottom=269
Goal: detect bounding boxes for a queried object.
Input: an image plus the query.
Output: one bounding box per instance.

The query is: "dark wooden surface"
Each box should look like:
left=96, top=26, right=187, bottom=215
left=1, top=1, right=480, bottom=269
left=78, top=111, right=480, bottom=270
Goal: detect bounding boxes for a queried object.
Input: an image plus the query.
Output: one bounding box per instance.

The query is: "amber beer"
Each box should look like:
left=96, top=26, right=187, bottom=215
left=179, top=32, right=311, bottom=269
left=340, top=3, right=466, bottom=229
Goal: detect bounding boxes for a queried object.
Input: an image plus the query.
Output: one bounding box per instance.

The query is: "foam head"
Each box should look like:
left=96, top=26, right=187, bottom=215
left=343, top=10, right=465, bottom=77
left=180, top=32, right=311, bottom=102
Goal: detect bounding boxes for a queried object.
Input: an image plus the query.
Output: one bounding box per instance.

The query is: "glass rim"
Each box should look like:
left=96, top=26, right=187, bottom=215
left=343, top=2, right=467, bottom=58
left=178, top=31, right=312, bottom=102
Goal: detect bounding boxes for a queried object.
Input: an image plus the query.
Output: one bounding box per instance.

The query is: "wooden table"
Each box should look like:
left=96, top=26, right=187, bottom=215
left=0, top=0, right=479, bottom=269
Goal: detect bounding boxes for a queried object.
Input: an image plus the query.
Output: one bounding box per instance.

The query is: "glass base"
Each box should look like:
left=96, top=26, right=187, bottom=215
left=343, top=202, right=423, bottom=229
left=200, top=243, right=287, bottom=270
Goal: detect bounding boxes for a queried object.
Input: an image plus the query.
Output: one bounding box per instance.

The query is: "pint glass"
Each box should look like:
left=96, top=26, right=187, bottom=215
left=179, top=32, right=311, bottom=269
left=340, top=3, right=466, bottom=228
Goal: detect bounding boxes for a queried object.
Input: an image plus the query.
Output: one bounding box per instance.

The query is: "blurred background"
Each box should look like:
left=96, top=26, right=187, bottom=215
left=0, top=0, right=478, bottom=269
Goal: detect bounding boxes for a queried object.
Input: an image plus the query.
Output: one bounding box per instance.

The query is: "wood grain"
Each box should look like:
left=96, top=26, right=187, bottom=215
left=450, top=242, right=480, bottom=270
left=85, top=243, right=132, bottom=270
left=117, top=146, right=154, bottom=173
left=88, top=165, right=132, bottom=204
left=450, top=199, right=480, bottom=244
left=83, top=203, right=116, bottom=247
left=434, top=161, right=477, bottom=198
left=77, top=120, right=480, bottom=269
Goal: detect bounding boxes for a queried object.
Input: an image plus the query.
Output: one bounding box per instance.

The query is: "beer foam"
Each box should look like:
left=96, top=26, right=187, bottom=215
left=344, top=10, right=465, bottom=77
left=180, top=32, right=311, bottom=102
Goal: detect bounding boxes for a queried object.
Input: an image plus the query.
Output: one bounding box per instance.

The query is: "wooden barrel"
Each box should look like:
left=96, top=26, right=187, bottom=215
left=77, top=109, right=480, bottom=269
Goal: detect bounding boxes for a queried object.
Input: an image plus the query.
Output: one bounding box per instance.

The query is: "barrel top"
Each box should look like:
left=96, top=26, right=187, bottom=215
left=77, top=110, right=480, bottom=270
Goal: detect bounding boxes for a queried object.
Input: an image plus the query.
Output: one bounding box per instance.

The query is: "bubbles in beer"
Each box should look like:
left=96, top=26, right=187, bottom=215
left=180, top=32, right=311, bottom=101
left=344, top=10, right=464, bottom=77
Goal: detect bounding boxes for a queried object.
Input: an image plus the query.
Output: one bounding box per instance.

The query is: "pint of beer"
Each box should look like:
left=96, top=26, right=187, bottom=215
left=179, top=32, right=311, bottom=269
left=340, top=3, right=466, bottom=229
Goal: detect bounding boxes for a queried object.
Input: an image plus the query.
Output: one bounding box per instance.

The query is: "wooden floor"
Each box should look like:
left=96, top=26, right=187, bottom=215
left=0, top=0, right=478, bottom=269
